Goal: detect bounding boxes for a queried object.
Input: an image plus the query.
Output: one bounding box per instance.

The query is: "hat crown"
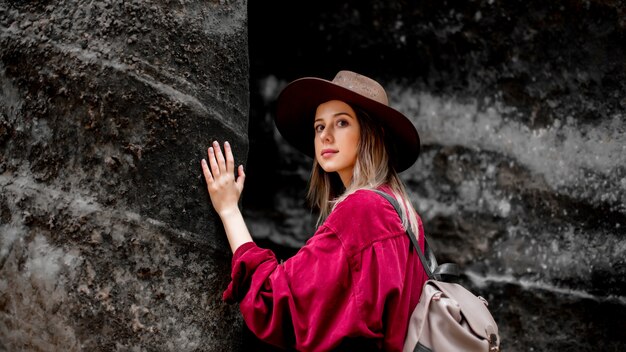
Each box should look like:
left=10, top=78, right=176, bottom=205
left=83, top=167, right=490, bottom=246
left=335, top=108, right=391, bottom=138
left=332, top=71, right=389, bottom=106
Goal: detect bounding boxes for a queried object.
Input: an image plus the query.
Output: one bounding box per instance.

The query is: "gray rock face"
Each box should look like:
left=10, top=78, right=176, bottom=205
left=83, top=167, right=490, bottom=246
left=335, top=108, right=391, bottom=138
left=246, top=0, right=626, bottom=350
left=1, top=0, right=248, bottom=350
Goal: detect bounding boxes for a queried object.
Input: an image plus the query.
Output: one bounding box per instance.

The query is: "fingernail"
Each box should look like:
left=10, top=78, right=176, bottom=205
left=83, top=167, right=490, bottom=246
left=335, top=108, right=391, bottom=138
left=225, top=141, right=230, bottom=147
left=209, top=147, right=213, bottom=152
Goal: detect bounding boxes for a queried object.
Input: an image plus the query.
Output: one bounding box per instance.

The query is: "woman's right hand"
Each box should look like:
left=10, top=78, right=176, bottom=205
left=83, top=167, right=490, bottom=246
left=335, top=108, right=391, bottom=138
left=201, top=141, right=246, bottom=218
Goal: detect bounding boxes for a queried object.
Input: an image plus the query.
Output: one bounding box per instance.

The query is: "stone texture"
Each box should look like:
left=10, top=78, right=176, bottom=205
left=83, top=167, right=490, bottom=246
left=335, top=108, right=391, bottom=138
left=246, top=0, right=626, bottom=350
left=1, top=0, right=248, bottom=350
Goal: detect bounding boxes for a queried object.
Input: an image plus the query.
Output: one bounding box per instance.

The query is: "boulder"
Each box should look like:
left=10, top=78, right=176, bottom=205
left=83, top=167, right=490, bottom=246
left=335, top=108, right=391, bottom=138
left=246, top=0, right=626, bottom=350
left=0, top=0, right=248, bottom=350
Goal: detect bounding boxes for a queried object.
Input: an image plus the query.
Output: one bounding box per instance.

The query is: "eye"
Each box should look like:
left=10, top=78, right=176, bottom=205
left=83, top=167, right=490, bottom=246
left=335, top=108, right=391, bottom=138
left=314, top=124, right=324, bottom=133
left=337, top=119, right=349, bottom=127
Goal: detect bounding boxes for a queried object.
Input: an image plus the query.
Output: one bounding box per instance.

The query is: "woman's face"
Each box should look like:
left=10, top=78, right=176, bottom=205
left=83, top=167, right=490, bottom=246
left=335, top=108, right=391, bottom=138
left=313, top=100, right=361, bottom=187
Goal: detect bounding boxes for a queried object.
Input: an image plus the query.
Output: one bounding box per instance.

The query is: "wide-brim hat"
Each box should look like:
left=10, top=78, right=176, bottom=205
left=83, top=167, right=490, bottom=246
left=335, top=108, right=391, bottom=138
left=275, top=70, right=420, bottom=172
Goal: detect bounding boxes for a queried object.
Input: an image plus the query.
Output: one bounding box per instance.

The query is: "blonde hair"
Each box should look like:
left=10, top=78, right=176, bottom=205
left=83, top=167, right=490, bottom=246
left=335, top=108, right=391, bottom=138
left=306, top=105, right=420, bottom=234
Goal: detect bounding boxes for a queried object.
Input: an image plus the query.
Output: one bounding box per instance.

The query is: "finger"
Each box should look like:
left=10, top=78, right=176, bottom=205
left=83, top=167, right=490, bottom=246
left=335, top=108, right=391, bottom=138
left=201, top=159, right=214, bottom=183
left=224, top=141, right=235, bottom=173
left=236, top=164, right=246, bottom=190
left=213, top=141, right=227, bottom=172
left=208, top=147, right=220, bottom=176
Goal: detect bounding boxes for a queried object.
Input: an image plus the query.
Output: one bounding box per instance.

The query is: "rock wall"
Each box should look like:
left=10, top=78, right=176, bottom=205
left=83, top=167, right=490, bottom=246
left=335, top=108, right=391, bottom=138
left=1, top=0, right=248, bottom=350
left=246, top=0, right=625, bottom=350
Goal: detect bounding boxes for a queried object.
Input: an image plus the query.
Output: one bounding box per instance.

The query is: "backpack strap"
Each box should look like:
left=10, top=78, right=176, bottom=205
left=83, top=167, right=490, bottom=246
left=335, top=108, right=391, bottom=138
left=372, top=190, right=459, bottom=281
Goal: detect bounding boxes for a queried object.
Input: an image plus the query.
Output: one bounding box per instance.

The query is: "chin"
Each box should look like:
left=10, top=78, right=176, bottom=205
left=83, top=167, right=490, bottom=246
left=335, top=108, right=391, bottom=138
left=319, top=161, right=341, bottom=172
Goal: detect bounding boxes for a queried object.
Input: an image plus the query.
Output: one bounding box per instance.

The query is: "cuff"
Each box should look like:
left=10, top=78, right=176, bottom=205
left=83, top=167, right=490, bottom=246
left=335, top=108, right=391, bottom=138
left=222, top=241, right=274, bottom=303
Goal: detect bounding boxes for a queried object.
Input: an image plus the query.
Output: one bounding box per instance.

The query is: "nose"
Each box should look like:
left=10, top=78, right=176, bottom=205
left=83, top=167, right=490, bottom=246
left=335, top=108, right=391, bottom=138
left=320, top=125, right=333, bottom=143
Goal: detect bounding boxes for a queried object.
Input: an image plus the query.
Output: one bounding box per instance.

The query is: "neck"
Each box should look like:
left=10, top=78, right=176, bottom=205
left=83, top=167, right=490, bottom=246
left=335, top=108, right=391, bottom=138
left=338, top=170, right=353, bottom=188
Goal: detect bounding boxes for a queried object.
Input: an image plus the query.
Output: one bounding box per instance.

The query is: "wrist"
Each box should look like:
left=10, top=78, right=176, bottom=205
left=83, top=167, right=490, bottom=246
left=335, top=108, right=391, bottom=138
left=217, top=206, right=241, bottom=219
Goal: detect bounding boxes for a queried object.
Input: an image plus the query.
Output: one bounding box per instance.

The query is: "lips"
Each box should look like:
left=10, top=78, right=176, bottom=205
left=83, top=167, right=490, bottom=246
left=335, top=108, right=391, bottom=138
left=321, top=149, right=338, bottom=158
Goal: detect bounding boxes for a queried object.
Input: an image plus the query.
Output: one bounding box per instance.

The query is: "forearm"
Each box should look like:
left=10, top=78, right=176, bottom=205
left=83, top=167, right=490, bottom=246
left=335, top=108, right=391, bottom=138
left=219, top=207, right=254, bottom=253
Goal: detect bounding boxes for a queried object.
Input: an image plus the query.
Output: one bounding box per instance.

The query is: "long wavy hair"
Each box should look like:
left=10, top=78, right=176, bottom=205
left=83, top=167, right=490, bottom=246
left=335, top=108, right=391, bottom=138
left=306, top=105, right=419, bottom=234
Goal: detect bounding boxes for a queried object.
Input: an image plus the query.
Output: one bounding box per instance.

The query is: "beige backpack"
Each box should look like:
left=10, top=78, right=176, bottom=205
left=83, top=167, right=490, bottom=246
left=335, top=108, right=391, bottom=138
left=374, top=190, right=500, bottom=352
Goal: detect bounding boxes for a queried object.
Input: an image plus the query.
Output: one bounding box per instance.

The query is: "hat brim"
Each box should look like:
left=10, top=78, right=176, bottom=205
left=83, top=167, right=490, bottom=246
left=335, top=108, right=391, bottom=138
left=275, top=77, right=420, bottom=172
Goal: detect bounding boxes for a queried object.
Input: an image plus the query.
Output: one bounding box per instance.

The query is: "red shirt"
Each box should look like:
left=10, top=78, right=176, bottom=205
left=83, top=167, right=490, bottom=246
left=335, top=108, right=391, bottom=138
left=223, top=187, right=428, bottom=351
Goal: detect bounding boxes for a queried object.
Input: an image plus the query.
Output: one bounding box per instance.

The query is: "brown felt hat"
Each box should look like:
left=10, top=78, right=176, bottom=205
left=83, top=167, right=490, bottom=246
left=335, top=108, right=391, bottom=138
left=275, top=70, right=420, bottom=172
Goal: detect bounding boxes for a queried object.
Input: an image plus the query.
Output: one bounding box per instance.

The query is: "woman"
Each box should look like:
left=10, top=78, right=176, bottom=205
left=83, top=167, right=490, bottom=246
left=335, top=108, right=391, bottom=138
left=201, top=71, right=428, bottom=351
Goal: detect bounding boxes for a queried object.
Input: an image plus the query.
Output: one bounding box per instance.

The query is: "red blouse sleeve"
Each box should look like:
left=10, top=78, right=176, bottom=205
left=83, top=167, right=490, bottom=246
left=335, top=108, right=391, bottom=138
left=222, top=228, right=365, bottom=351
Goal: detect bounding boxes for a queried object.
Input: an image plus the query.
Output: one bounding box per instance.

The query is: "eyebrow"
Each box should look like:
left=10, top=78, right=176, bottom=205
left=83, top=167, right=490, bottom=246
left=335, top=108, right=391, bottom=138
left=314, top=112, right=354, bottom=123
